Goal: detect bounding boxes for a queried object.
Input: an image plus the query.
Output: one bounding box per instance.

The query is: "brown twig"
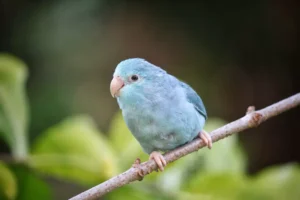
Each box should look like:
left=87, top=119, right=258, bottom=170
left=70, top=93, right=300, bottom=200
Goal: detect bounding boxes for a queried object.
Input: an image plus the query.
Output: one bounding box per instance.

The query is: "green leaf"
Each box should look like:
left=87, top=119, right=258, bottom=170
left=243, top=163, right=300, bottom=200
left=108, top=111, right=148, bottom=171
left=182, top=163, right=300, bottom=200
left=183, top=173, right=247, bottom=199
left=200, top=117, right=246, bottom=174
left=106, top=184, right=173, bottom=200
left=0, top=53, right=29, bottom=160
left=11, top=165, right=52, bottom=200
left=30, top=115, right=118, bottom=186
left=176, top=117, right=245, bottom=178
left=0, top=161, right=17, bottom=200
left=178, top=117, right=247, bottom=198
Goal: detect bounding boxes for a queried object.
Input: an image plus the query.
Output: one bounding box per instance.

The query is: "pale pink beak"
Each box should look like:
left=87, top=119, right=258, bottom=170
left=110, top=76, right=124, bottom=98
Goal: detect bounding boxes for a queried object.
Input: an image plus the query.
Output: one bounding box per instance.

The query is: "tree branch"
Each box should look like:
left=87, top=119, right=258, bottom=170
left=70, top=93, right=300, bottom=200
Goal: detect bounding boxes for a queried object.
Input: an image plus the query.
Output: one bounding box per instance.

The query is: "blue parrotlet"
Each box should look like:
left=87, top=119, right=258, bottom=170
left=110, top=58, right=212, bottom=173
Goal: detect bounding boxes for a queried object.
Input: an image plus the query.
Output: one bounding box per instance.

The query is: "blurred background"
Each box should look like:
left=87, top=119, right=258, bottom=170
left=0, top=0, right=299, bottom=199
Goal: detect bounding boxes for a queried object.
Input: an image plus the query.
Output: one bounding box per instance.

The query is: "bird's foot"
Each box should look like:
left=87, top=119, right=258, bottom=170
left=199, top=130, right=212, bottom=149
left=132, top=158, right=144, bottom=181
left=149, top=151, right=167, bottom=172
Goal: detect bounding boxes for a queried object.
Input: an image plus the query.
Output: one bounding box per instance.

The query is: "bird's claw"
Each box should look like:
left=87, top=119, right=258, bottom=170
left=149, top=151, right=167, bottom=171
left=132, top=158, right=144, bottom=181
left=199, top=130, right=213, bottom=149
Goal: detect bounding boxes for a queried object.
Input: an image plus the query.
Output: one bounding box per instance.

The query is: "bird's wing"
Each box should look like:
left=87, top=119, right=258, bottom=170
left=179, top=81, right=207, bottom=119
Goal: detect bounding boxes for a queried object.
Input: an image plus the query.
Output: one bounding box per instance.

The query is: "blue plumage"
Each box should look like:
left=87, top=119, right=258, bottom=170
left=110, top=58, right=211, bottom=171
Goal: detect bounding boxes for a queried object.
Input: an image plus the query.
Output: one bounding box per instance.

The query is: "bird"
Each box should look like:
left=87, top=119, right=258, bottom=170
left=110, top=58, right=212, bottom=174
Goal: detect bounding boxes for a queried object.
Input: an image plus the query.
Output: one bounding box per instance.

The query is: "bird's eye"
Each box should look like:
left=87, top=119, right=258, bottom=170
left=130, top=75, right=139, bottom=81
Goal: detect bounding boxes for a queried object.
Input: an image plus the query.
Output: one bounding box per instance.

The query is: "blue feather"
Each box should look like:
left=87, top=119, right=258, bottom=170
left=179, top=80, right=207, bottom=119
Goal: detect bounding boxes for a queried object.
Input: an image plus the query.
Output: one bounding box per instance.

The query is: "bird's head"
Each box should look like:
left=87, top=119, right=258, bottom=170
left=110, top=58, right=166, bottom=100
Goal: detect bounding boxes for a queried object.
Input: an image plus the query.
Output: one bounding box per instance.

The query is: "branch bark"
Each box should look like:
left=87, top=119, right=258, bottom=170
left=70, top=93, right=300, bottom=200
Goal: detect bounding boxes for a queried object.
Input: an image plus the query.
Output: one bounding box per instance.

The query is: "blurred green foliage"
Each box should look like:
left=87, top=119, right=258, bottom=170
left=0, top=54, right=29, bottom=160
left=0, top=161, right=17, bottom=200
left=30, top=115, right=118, bottom=185
left=0, top=53, right=299, bottom=200
left=10, top=165, right=52, bottom=200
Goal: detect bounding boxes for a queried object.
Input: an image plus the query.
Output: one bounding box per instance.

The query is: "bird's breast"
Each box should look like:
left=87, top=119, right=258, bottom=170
left=119, top=88, right=204, bottom=152
left=122, top=103, right=172, bottom=141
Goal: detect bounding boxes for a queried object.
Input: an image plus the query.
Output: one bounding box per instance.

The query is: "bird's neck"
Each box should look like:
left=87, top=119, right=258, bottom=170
left=117, top=92, right=155, bottom=111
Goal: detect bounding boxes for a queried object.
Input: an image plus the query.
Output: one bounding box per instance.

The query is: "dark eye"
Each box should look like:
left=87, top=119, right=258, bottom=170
left=130, top=75, right=139, bottom=81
